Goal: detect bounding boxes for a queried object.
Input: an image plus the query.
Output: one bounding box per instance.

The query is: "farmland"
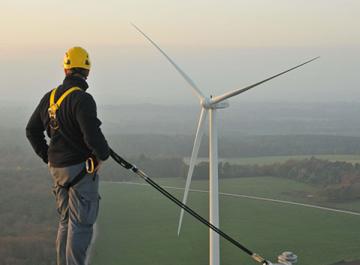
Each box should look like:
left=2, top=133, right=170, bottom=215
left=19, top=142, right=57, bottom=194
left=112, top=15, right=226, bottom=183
left=91, top=177, right=360, bottom=265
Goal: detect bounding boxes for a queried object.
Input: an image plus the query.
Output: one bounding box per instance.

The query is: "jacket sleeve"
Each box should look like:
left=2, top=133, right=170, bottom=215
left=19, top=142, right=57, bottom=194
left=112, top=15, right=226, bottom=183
left=75, top=93, right=110, bottom=161
left=25, top=97, right=49, bottom=164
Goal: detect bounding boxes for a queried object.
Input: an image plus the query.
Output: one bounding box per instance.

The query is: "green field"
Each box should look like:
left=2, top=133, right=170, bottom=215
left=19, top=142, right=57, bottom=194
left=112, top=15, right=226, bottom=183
left=91, top=177, right=360, bottom=265
left=184, top=154, right=360, bottom=165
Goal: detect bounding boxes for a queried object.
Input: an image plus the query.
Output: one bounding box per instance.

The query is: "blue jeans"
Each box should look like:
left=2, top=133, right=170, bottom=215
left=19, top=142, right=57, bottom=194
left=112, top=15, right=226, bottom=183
left=50, top=163, right=100, bottom=265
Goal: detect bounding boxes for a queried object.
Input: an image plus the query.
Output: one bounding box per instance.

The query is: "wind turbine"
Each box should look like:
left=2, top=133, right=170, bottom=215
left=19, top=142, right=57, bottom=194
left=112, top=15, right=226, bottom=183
left=132, top=23, right=319, bottom=265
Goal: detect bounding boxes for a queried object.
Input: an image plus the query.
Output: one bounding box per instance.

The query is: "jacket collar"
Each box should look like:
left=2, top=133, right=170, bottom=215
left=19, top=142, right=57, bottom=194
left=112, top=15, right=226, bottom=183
left=63, top=75, right=89, bottom=91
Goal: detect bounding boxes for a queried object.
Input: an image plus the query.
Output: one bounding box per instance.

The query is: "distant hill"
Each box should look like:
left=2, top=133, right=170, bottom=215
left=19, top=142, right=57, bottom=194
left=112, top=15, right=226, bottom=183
left=3, top=101, right=360, bottom=136
left=3, top=127, right=360, bottom=159
left=99, top=102, right=360, bottom=136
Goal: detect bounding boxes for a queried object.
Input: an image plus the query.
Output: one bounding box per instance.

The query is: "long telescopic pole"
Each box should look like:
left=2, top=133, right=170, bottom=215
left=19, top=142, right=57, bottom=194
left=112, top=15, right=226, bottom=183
left=109, top=148, right=269, bottom=265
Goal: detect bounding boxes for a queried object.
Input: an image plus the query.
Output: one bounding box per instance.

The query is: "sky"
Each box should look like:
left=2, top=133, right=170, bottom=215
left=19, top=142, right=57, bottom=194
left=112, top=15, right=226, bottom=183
left=0, top=0, right=359, bottom=105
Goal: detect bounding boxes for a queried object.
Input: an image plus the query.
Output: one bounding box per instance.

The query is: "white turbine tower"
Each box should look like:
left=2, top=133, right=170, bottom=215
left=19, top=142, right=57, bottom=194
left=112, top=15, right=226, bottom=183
left=132, top=23, right=319, bottom=265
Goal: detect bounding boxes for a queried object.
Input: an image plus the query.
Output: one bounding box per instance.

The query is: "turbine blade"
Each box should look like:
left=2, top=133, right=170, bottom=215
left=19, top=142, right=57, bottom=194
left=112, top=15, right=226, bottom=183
left=211, top=56, right=320, bottom=105
left=178, top=107, right=207, bottom=236
left=131, top=23, right=205, bottom=100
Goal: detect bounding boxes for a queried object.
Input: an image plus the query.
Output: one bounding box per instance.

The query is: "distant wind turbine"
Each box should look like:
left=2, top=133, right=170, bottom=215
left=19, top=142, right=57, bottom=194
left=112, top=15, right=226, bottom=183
left=132, top=23, right=319, bottom=265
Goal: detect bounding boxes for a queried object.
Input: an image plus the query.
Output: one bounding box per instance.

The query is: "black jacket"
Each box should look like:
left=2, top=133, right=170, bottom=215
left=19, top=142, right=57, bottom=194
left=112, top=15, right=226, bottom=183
left=26, top=75, right=110, bottom=167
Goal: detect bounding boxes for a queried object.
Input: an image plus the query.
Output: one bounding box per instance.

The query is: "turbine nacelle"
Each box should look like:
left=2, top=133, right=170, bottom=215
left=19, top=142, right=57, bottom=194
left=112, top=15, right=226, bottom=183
left=201, top=97, right=230, bottom=109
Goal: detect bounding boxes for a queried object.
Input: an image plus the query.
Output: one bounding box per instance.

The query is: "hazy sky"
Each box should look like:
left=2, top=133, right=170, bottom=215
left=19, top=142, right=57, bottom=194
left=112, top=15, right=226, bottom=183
left=0, top=0, right=359, bottom=105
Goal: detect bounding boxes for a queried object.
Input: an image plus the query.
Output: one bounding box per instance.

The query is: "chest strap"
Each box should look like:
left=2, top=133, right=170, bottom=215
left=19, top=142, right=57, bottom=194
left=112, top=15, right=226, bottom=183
left=48, top=86, right=81, bottom=129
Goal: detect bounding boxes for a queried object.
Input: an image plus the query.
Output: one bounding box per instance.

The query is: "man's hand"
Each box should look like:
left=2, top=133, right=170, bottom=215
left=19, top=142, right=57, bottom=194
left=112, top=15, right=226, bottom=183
left=94, top=159, right=103, bottom=172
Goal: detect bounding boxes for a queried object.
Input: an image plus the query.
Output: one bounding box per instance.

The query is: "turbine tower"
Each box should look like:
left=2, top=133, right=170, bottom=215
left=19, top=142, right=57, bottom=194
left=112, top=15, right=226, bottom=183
left=132, top=23, right=319, bottom=265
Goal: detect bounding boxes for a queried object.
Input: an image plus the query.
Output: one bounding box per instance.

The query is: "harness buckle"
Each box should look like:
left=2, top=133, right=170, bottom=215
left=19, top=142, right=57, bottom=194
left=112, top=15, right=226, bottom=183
left=48, top=104, right=58, bottom=119
left=48, top=104, right=60, bottom=130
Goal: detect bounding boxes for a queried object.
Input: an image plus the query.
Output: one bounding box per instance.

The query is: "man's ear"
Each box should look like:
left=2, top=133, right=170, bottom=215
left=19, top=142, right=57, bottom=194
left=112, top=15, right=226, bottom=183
left=64, top=69, right=71, bottom=76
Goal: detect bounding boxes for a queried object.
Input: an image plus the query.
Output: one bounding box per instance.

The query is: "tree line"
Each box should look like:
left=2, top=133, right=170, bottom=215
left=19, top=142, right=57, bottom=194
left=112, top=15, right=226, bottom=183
left=102, top=155, right=360, bottom=202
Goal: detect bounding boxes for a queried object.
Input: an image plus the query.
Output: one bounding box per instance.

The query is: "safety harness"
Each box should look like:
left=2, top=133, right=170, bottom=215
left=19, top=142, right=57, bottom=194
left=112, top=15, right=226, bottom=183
left=48, top=87, right=81, bottom=130
left=48, top=87, right=96, bottom=189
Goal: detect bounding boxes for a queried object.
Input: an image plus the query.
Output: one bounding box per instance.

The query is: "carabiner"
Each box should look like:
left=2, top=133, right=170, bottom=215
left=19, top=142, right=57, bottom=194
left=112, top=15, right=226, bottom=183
left=86, top=157, right=95, bottom=174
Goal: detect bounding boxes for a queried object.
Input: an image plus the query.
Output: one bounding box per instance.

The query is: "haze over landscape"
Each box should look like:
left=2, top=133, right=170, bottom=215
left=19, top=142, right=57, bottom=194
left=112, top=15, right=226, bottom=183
left=1, top=1, right=360, bottom=265
left=1, top=0, right=360, bottom=106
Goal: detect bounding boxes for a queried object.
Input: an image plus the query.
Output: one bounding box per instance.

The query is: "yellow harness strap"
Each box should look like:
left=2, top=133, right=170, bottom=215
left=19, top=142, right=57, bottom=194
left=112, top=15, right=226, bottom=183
left=48, top=86, right=82, bottom=131
left=48, top=87, right=82, bottom=120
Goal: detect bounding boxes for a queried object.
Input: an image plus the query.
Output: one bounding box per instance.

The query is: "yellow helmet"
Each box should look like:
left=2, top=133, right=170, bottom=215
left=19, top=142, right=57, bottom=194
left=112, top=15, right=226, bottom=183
left=63, top=46, right=91, bottom=70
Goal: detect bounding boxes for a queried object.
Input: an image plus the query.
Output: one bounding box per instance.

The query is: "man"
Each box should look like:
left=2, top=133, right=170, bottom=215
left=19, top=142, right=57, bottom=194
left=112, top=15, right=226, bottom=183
left=26, top=46, right=110, bottom=265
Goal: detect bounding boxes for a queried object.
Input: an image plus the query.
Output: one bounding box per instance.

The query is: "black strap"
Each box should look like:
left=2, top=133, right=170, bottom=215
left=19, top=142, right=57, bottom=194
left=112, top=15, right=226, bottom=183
left=53, top=128, right=93, bottom=190
left=47, top=121, right=92, bottom=190
left=62, top=166, right=88, bottom=190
